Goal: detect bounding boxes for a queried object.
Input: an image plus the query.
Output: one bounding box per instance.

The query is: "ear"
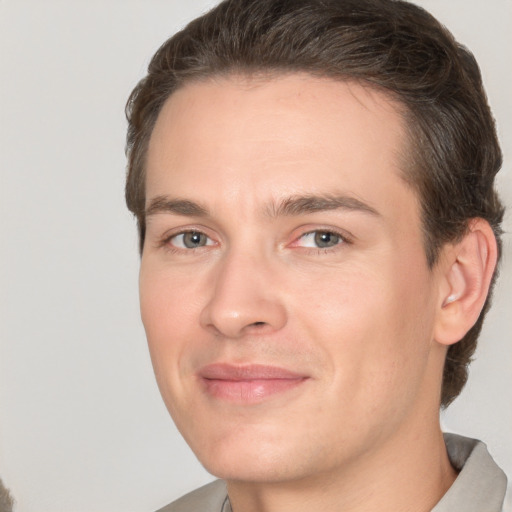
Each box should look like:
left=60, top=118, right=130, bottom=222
left=434, top=219, right=498, bottom=346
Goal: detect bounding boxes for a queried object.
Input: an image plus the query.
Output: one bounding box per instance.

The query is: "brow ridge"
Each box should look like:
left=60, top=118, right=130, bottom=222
left=145, top=196, right=208, bottom=217
left=145, top=193, right=379, bottom=220
left=266, top=194, right=380, bottom=217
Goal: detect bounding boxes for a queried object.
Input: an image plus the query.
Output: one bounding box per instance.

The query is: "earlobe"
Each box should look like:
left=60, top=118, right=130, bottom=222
left=434, top=219, right=498, bottom=346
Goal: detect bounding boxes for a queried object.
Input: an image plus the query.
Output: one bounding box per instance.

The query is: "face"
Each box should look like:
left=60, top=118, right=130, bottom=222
left=140, top=74, right=445, bottom=483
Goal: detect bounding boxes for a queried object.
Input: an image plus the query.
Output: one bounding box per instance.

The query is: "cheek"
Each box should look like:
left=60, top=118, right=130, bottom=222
left=289, top=257, right=435, bottom=399
left=138, top=266, right=211, bottom=430
left=140, top=263, right=202, bottom=335
left=139, top=268, right=197, bottom=383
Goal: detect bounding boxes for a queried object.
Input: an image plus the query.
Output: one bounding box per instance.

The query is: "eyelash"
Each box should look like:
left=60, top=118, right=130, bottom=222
left=157, top=228, right=352, bottom=254
left=158, top=229, right=216, bottom=253
left=292, top=228, right=352, bottom=253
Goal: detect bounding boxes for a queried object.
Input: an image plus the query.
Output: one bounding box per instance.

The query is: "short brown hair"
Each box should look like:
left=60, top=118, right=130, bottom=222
left=125, top=0, right=504, bottom=407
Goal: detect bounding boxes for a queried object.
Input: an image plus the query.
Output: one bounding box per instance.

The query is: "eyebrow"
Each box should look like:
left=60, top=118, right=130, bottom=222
left=144, top=193, right=380, bottom=219
left=145, top=196, right=209, bottom=217
left=266, top=194, right=380, bottom=218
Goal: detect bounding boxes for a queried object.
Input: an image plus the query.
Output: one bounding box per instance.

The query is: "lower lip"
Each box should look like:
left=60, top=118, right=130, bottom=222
left=202, top=377, right=307, bottom=403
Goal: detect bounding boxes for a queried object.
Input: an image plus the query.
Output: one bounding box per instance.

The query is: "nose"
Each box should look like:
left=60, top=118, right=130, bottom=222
left=199, top=249, right=287, bottom=339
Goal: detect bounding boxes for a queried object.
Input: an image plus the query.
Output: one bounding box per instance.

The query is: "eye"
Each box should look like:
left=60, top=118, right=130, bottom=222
left=296, top=230, right=345, bottom=249
left=169, top=231, right=214, bottom=249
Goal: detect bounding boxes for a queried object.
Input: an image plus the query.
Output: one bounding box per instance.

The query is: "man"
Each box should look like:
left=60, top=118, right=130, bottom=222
left=125, top=0, right=508, bottom=510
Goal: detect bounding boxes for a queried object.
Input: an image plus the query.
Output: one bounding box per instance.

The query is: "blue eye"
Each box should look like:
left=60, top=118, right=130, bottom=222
left=170, top=231, right=214, bottom=249
left=298, top=230, right=344, bottom=248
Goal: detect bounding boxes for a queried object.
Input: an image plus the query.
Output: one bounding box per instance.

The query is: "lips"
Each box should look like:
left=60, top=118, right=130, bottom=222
left=198, top=363, right=308, bottom=403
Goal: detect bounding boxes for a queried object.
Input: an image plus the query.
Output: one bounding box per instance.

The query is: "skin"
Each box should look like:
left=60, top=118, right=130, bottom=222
left=140, top=74, right=461, bottom=512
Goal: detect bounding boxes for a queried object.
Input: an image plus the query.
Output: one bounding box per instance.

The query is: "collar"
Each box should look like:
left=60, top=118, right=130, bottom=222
left=432, top=433, right=508, bottom=511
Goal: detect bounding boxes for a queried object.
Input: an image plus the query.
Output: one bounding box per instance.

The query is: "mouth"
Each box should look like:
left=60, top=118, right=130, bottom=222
left=198, top=363, right=309, bottom=403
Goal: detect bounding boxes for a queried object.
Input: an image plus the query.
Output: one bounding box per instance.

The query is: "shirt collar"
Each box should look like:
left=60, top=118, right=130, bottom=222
left=432, top=433, right=508, bottom=512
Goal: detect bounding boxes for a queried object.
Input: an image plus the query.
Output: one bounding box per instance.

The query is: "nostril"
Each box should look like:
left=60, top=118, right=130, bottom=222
left=251, top=322, right=266, bottom=328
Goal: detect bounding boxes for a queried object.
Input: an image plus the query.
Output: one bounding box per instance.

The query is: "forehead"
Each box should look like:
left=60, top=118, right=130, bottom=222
left=145, top=73, right=418, bottom=225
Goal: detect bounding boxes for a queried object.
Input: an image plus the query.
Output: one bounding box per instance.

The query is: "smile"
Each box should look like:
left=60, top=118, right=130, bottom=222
left=198, top=363, right=309, bottom=403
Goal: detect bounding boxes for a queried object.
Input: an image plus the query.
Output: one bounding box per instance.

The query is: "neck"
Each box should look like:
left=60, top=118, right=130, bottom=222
left=226, top=419, right=457, bottom=512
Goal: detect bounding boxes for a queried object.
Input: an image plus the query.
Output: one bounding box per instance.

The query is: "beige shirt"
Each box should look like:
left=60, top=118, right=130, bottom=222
left=157, top=434, right=508, bottom=512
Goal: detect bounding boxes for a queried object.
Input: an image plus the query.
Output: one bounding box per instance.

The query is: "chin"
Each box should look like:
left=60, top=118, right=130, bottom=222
left=189, top=426, right=334, bottom=484
left=201, top=455, right=303, bottom=484
left=184, top=427, right=297, bottom=482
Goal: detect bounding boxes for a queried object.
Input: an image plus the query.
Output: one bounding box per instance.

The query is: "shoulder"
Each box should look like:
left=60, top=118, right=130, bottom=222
left=155, top=480, right=229, bottom=512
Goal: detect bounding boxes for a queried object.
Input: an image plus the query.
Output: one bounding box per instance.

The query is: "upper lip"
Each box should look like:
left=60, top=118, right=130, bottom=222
left=198, top=363, right=307, bottom=381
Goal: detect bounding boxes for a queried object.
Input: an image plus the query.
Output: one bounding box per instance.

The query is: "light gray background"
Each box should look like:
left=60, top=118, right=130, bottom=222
left=0, top=1, right=510, bottom=511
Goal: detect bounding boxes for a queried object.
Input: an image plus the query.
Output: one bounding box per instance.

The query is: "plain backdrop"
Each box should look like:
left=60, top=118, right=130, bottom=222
left=0, top=1, right=511, bottom=511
